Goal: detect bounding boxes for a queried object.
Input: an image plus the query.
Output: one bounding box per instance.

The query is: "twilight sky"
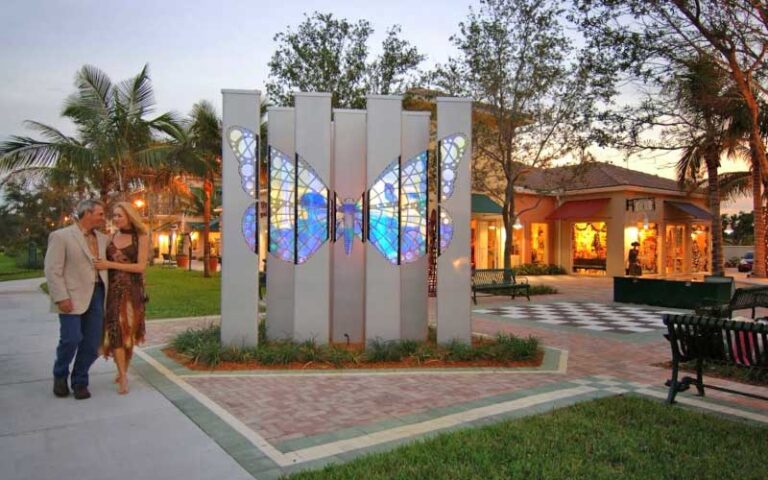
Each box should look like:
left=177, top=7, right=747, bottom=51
left=0, top=0, right=752, bottom=213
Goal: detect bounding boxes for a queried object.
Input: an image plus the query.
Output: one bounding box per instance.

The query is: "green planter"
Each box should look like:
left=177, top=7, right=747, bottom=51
left=613, top=276, right=732, bottom=309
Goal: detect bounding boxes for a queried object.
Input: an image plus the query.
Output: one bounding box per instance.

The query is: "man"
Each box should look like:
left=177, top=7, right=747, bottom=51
left=44, top=199, right=109, bottom=399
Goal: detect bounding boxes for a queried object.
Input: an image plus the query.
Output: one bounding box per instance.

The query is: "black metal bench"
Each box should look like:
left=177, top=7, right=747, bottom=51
left=471, top=269, right=530, bottom=305
left=663, top=313, right=768, bottom=403
left=695, top=285, right=768, bottom=319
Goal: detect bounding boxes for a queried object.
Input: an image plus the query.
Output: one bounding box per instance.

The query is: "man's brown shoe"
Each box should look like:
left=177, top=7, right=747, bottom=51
left=72, top=384, right=91, bottom=400
left=53, top=377, right=69, bottom=397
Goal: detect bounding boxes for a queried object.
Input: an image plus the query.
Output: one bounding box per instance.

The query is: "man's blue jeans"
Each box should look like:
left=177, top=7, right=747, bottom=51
left=52, top=282, right=104, bottom=386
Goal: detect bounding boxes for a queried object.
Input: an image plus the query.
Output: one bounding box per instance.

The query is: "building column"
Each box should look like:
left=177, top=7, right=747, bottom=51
left=221, top=89, right=261, bottom=347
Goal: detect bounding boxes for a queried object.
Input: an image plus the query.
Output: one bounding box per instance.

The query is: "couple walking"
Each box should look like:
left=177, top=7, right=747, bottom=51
left=45, top=199, right=148, bottom=399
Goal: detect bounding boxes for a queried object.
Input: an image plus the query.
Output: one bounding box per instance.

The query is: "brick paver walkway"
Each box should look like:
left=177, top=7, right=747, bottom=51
left=138, top=274, right=768, bottom=478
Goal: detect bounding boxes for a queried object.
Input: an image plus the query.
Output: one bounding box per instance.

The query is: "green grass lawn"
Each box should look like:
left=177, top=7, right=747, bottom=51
left=144, top=266, right=220, bottom=319
left=0, top=253, right=44, bottom=282
left=285, top=395, right=768, bottom=480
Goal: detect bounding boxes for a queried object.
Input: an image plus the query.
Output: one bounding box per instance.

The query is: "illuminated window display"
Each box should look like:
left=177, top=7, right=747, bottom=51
left=269, top=147, right=297, bottom=262
left=572, top=222, right=607, bottom=272
left=226, top=126, right=259, bottom=253
left=335, top=196, right=363, bottom=256
left=437, top=134, right=467, bottom=255
left=636, top=223, right=658, bottom=274
left=531, top=223, right=548, bottom=265
left=665, top=225, right=684, bottom=273
left=368, top=158, right=400, bottom=264
left=267, top=147, right=329, bottom=264
left=691, top=224, right=710, bottom=273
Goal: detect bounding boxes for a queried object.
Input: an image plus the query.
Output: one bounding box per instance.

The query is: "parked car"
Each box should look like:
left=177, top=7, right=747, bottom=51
left=738, top=252, right=754, bottom=272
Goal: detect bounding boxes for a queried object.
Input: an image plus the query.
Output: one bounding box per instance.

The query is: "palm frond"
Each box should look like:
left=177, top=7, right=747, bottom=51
left=718, top=170, right=752, bottom=202
left=118, top=63, right=155, bottom=117
left=62, top=65, right=113, bottom=121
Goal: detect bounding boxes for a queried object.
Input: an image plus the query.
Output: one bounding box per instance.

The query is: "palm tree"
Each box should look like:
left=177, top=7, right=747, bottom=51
left=0, top=64, right=176, bottom=203
left=150, top=102, right=222, bottom=277
left=674, top=55, right=748, bottom=276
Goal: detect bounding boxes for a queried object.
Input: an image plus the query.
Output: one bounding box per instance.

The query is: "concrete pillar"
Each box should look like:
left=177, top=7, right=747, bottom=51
left=436, top=97, right=472, bottom=344
left=365, top=96, right=403, bottom=341
left=266, top=107, right=296, bottom=339
left=400, top=111, right=430, bottom=341
left=331, top=109, right=367, bottom=343
left=293, top=93, right=332, bottom=343
left=221, top=89, right=261, bottom=347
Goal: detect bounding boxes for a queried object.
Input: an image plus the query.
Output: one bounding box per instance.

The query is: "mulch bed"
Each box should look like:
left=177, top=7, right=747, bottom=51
left=163, top=347, right=545, bottom=371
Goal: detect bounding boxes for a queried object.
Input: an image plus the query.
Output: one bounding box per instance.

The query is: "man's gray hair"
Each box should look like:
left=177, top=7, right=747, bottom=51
left=74, top=199, right=105, bottom=220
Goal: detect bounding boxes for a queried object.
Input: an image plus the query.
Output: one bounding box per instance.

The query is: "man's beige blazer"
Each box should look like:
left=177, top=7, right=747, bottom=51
left=44, top=224, right=109, bottom=315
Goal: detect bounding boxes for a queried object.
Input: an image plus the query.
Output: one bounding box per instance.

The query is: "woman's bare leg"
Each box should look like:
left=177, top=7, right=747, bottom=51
left=114, top=347, right=128, bottom=394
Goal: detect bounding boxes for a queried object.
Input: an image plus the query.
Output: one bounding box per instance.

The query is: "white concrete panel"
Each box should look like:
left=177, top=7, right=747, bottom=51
left=436, top=97, right=472, bottom=343
left=221, top=89, right=260, bottom=347
left=365, top=95, right=403, bottom=341
left=293, top=93, right=332, bottom=343
left=400, top=112, right=430, bottom=341
left=332, top=110, right=367, bottom=343
left=266, top=107, right=295, bottom=340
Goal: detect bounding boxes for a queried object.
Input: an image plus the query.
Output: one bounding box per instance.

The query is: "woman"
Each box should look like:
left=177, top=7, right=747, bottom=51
left=94, top=202, right=149, bottom=394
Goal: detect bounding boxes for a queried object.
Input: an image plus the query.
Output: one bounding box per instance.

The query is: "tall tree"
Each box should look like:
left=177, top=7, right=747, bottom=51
left=573, top=0, right=768, bottom=275
left=267, top=12, right=424, bottom=108
left=673, top=55, right=746, bottom=276
left=0, top=64, right=176, bottom=203
left=433, top=0, right=615, bottom=271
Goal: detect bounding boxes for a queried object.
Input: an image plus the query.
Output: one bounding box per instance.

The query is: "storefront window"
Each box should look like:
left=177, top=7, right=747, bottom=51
left=665, top=225, right=684, bottom=273
left=691, top=224, right=710, bottom=273
left=637, top=223, right=658, bottom=274
left=572, top=222, right=607, bottom=273
left=531, top=223, right=548, bottom=265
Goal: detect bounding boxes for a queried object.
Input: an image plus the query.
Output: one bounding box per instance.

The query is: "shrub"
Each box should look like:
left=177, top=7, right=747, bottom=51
left=170, top=326, right=541, bottom=368
left=513, top=263, right=566, bottom=275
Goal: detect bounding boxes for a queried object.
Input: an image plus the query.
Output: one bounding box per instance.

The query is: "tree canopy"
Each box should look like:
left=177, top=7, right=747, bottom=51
left=267, top=12, right=424, bottom=108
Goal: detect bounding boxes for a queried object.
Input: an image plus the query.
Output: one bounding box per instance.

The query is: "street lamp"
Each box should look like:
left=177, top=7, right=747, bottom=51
left=724, top=222, right=734, bottom=236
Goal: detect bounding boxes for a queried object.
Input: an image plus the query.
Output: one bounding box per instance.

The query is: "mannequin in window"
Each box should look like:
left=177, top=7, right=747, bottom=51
left=628, top=241, right=642, bottom=276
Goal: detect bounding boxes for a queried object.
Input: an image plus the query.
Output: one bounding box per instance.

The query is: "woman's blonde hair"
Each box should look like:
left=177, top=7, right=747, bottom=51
left=112, top=201, right=148, bottom=235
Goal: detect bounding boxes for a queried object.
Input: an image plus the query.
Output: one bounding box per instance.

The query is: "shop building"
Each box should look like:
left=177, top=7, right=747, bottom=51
left=471, top=162, right=712, bottom=277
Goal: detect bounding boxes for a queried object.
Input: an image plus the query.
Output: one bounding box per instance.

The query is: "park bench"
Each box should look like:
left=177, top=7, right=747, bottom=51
left=662, top=313, right=768, bottom=404
left=695, top=285, right=768, bottom=320
left=471, top=269, right=530, bottom=305
left=160, top=253, right=177, bottom=268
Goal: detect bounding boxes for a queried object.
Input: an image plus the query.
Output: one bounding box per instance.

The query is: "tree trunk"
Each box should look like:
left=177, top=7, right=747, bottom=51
left=147, top=192, right=155, bottom=266
left=502, top=178, right=515, bottom=277
left=203, top=176, right=212, bottom=278
left=706, top=157, right=723, bottom=276
left=753, top=159, right=765, bottom=277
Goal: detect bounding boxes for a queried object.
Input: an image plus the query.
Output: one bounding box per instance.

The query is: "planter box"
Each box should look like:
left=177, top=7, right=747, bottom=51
left=613, top=276, right=732, bottom=309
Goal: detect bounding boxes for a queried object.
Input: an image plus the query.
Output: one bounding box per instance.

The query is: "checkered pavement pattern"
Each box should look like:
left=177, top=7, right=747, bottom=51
left=473, top=302, right=675, bottom=335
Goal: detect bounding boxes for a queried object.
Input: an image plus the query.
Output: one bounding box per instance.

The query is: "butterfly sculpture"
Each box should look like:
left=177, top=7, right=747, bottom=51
left=226, top=126, right=259, bottom=253
left=268, top=133, right=467, bottom=265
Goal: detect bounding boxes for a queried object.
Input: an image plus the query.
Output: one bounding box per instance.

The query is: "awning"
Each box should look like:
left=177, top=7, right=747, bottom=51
left=187, top=219, right=220, bottom=232
left=546, top=198, right=610, bottom=220
left=666, top=201, right=711, bottom=220
left=472, top=194, right=503, bottom=214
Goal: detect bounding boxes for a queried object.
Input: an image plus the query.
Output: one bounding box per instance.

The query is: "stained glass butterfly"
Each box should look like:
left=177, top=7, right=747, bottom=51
left=267, top=133, right=466, bottom=265
left=226, top=126, right=258, bottom=253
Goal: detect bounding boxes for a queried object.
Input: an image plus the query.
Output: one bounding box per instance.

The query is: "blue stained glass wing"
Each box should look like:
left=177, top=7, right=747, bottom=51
left=335, top=196, right=363, bottom=256
left=295, top=155, right=329, bottom=264
left=400, top=151, right=428, bottom=264
left=368, top=158, right=400, bottom=264
left=439, top=134, right=467, bottom=202
left=227, top=127, right=258, bottom=197
left=241, top=203, right=257, bottom=253
left=439, top=208, right=454, bottom=255
left=268, top=147, right=295, bottom=262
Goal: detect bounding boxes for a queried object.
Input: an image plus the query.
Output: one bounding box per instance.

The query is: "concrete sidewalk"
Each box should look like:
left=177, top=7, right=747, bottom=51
left=0, top=278, right=251, bottom=480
